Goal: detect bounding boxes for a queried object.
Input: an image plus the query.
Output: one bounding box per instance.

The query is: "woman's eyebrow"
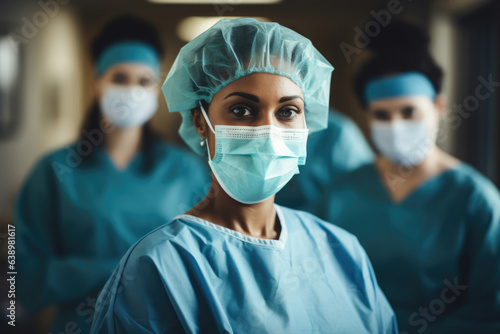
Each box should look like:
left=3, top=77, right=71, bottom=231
left=279, top=95, right=304, bottom=103
left=224, top=92, right=259, bottom=102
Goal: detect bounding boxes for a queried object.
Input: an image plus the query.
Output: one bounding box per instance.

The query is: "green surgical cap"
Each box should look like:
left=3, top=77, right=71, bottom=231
left=162, top=18, right=334, bottom=155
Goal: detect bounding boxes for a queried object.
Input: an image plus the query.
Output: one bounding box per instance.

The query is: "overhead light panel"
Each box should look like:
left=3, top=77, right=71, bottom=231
left=177, top=16, right=269, bottom=42
left=149, top=0, right=281, bottom=4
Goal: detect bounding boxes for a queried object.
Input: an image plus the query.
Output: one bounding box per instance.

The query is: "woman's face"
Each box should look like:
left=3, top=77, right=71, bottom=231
left=95, top=63, right=159, bottom=99
left=197, top=73, right=305, bottom=159
left=366, top=95, right=445, bottom=138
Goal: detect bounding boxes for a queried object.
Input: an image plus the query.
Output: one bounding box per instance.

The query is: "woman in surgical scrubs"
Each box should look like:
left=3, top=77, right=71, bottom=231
left=15, top=16, right=209, bottom=333
left=90, top=18, right=397, bottom=333
left=320, top=20, right=500, bottom=333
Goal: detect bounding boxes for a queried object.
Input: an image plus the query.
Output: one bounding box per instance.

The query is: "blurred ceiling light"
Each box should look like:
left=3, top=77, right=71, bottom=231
left=0, top=37, right=18, bottom=89
left=435, top=0, right=488, bottom=12
left=177, top=16, right=269, bottom=42
left=149, top=0, right=281, bottom=4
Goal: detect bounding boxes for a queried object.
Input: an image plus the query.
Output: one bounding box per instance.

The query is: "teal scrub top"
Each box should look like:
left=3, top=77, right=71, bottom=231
left=90, top=205, right=397, bottom=333
left=320, top=162, right=500, bottom=334
left=276, top=110, right=373, bottom=213
left=15, top=140, right=211, bottom=334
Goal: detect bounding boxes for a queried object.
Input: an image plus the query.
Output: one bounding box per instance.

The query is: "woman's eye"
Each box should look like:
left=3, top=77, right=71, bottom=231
left=140, top=77, right=153, bottom=86
left=111, top=73, right=128, bottom=84
left=278, top=108, right=299, bottom=119
left=401, top=106, right=415, bottom=119
left=231, top=106, right=253, bottom=117
left=373, top=110, right=390, bottom=120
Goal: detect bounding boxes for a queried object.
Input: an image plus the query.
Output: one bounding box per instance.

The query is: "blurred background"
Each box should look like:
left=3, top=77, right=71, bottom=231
left=0, top=0, right=498, bottom=331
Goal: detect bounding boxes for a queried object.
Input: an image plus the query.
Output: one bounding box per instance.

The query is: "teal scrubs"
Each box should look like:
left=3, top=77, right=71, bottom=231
left=320, top=162, right=500, bottom=334
left=15, top=140, right=210, bottom=334
left=90, top=205, right=397, bottom=333
left=276, top=110, right=373, bottom=213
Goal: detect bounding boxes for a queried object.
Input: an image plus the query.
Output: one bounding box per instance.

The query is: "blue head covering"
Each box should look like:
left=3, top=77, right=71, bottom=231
left=95, top=41, right=160, bottom=76
left=364, top=71, right=437, bottom=103
left=162, top=18, right=334, bottom=155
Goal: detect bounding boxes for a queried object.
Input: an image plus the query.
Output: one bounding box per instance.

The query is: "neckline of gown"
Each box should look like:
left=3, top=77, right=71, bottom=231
left=369, top=161, right=462, bottom=206
left=175, top=204, right=288, bottom=250
left=96, top=146, right=144, bottom=173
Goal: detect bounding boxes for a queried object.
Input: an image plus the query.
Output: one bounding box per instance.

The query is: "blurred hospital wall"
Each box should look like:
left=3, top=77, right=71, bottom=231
left=0, top=0, right=499, bottom=226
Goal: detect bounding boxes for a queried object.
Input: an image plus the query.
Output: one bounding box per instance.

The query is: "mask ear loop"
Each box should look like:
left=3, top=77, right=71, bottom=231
left=199, top=101, right=215, bottom=162
left=199, top=101, right=215, bottom=134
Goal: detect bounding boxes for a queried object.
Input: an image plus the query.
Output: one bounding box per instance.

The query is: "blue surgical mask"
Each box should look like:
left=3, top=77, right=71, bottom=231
left=371, top=120, right=433, bottom=166
left=200, top=103, right=308, bottom=204
left=101, top=85, right=158, bottom=128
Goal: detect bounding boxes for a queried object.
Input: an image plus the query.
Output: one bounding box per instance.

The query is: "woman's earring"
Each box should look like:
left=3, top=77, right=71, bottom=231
left=200, top=140, right=205, bottom=147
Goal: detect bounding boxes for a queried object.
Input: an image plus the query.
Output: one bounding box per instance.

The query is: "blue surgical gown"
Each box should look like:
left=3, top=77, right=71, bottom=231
left=15, top=140, right=210, bottom=333
left=90, top=205, right=397, bottom=333
left=276, top=110, right=373, bottom=213
left=320, top=162, right=500, bottom=334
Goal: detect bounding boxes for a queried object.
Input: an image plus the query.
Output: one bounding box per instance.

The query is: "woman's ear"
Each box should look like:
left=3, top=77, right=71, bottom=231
left=191, top=107, right=206, bottom=140
left=434, top=94, right=447, bottom=119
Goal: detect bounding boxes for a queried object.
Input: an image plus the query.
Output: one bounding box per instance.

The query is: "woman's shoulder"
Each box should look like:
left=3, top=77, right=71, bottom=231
left=119, top=216, right=207, bottom=265
left=91, top=218, right=190, bottom=332
left=451, top=161, right=495, bottom=184
left=448, top=162, right=500, bottom=205
left=130, top=217, right=188, bottom=248
left=22, top=142, right=84, bottom=181
left=33, top=143, right=79, bottom=164
left=448, top=163, right=500, bottom=221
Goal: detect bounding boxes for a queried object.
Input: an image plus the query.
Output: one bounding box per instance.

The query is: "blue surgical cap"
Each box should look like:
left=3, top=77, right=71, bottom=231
left=364, top=72, right=437, bottom=103
left=96, top=41, right=160, bottom=76
left=162, top=18, right=334, bottom=156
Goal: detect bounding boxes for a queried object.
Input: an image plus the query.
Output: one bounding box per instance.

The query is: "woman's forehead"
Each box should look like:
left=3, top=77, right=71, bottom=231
left=104, top=63, right=156, bottom=77
left=368, top=96, right=432, bottom=110
left=213, top=73, right=303, bottom=101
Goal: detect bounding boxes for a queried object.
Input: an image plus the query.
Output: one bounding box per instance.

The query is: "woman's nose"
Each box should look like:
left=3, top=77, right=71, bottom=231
left=254, top=109, right=276, bottom=126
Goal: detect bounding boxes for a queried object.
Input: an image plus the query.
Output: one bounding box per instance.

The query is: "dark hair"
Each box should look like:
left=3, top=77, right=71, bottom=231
left=91, top=15, right=163, bottom=62
left=353, top=19, right=443, bottom=107
left=80, top=16, right=164, bottom=172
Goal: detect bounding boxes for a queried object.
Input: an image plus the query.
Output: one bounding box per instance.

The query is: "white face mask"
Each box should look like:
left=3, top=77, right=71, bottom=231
left=100, top=85, right=158, bottom=128
left=370, top=120, right=434, bottom=166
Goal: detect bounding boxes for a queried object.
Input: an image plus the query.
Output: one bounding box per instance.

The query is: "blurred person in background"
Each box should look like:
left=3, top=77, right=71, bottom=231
left=90, top=18, right=397, bottom=334
left=15, top=16, right=209, bottom=333
left=320, top=19, right=500, bottom=333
